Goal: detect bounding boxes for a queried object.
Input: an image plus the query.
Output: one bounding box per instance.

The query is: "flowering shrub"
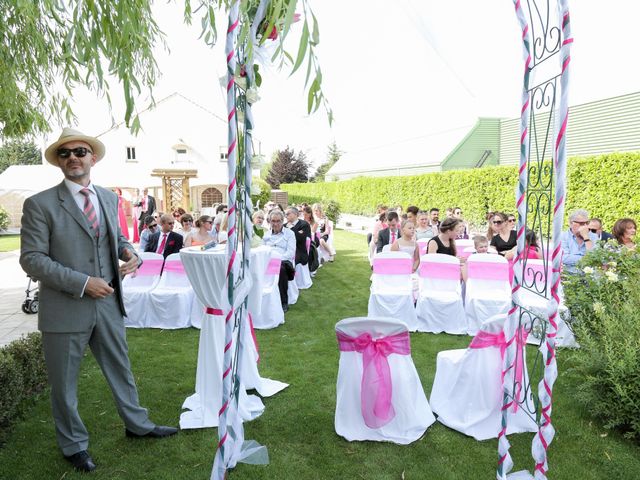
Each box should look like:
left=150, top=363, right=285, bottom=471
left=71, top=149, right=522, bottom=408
left=563, top=242, right=640, bottom=441
left=0, top=205, right=9, bottom=231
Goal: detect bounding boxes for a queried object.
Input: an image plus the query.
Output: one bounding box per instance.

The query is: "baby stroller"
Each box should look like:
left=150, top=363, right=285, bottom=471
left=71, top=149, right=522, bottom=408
left=22, top=276, right=39, bottom=314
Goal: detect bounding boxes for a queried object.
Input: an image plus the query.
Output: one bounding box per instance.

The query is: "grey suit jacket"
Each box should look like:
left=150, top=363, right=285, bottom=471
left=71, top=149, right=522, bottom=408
left=20, top=181, right=134, bottom=333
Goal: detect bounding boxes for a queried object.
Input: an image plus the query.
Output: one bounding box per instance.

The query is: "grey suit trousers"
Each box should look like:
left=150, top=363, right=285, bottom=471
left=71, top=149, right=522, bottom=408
left=42, top=294, right=154, bottom=455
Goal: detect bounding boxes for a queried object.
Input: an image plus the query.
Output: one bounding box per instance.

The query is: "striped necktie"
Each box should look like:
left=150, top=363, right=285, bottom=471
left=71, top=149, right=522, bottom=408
left=79, top=188, right=99, bottom=237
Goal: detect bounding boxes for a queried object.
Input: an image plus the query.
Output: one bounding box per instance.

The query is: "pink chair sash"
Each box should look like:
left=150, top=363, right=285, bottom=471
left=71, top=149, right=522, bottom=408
left=266, top=258, right=281, bottom=275
left=417, top=242, right=428, bottom=256
left=419, top=261, right=460, bottom=280
left=372, top=258, right=412, bottom=275
left=136, top=259, right=164, bottom=276
left=469, top=327, right=529, bottom=412
left=162, top=261, right=186, bottom=274
left=467, top=261, right=509, bottom=281
left=336, top=330, right=411, bottom=428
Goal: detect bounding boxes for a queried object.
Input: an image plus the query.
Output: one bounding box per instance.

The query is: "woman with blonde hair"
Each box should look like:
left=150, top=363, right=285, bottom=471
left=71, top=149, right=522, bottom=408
left=313, top=203, right=336, bottom=261
left=391, top=219, right=420, bottom=272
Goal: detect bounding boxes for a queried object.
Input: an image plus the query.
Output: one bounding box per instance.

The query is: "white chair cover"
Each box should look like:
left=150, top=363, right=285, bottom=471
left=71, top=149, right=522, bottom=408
left=335, top=317, right=435, bottom=444
left=465, top=254, right=511, bottom=335
left=294, top=237, right=313, bottom=289
left=147, top=253, right=196, bottom=329
left=429, top=314, right=538, bottom=440
left=255, top=251, right=285, bottom=329
left=367, top=252, right=419, bottom=331
left=179, top=246, right=288, bottom=429
left=415, top=254, right=467, bottom=334
left=317, top=219, right=336, bottom=263
left=515, top=259, right=577, bottom=348
left=287, top=277, right=299, bottom=304
left=123, top=252, right=164, bottom=328
left=455, top=238, right=474, bottom=251
left=381, top=244, right=392, bottom=253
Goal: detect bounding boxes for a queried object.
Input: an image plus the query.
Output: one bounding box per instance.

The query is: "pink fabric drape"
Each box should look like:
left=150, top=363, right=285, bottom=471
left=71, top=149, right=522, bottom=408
left=266, top=258, right=281, bottom=275
left=336, top=330, right=411, bottom=428
left=137, top=259, right=164, bottom=276
left=373, top=258, right=412, bottom=275
left=419, top=261, right=460, bottom=280
left=467, top=261, right=509, bottom=281
left=163, top=261, right=186, bottom=274
left=469, top=327, right=529, bottom=412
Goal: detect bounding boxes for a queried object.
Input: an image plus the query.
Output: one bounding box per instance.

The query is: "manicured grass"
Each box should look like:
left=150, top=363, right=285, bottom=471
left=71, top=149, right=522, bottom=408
left=1, top=230, right=639, bottom=479
left=0, top=234, right=19, bottom=252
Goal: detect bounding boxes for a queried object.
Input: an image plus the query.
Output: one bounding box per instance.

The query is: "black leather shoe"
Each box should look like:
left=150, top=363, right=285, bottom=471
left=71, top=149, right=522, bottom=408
left=64, top=450, right=96, bottom=472
left=125, top=425, right=178, bottom=439
left=282, top=304, right=289, bottom=313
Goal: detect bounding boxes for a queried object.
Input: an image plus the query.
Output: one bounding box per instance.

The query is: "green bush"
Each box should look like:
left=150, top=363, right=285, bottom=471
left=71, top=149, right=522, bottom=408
left=0, top=205, right=9, bottom=231
left=563, top=244, right=640, bottom=441
left=282, top=151, right=640, bottom=230
left=324, top=199, right=341, bottom=223
left=251, top=177, right=271, bottom=209
left=0, top=333, right=48, bottom=445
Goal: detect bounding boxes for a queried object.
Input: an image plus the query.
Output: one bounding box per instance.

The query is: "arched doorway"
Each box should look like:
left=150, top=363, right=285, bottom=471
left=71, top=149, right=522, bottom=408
left=201, top=187, right=223, bottom=207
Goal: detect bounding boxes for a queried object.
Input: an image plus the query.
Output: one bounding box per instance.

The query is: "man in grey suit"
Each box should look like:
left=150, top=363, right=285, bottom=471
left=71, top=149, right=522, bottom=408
left=20, top=128, right=177, bottom=473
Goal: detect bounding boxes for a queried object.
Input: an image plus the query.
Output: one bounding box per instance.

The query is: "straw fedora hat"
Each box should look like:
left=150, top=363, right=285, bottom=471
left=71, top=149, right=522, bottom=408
left=44, top=128, right=106, bottom=166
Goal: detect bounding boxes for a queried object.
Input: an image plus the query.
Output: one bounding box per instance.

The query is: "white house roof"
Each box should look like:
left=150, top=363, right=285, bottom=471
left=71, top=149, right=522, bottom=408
left=327, top=123, right=474, bottom=177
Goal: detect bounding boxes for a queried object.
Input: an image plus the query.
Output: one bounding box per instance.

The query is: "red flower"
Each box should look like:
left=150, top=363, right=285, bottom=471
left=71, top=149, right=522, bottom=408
left=268, top=26, right=278, bottom=40
left=168, top=241, right=175, bottom=246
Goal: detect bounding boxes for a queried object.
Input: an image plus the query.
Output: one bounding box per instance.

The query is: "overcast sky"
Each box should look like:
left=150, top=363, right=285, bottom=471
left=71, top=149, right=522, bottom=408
left=52, top=0, right=640, bottom=169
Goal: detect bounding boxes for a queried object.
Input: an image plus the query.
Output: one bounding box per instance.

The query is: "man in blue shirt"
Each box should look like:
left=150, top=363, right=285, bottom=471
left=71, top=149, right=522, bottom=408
left=561, top=209, right=598, bottom=273
left=263, top=209, right=296, bottom=312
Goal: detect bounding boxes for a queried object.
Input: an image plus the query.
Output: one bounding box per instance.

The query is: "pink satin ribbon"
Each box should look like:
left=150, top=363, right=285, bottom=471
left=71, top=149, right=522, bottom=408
left=162, top=261, right=186, bottom=274
left=373, top=258, right=412, bottom=275
left=419, top=261, right=460, bottom=280
left=467, top=261, right=509, bottom=281
left=266, top=258, right=281, bottom=275
left=336, top=330, right=411, bottom=428
left=469, top=327, right=529, bottom=412
left=137, top=259, right=164, bottom=276
left=204, top=307, right=260, bottom=361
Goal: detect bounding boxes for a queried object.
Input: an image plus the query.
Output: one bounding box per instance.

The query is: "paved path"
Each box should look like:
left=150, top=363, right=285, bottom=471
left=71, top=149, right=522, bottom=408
left=0, top=250, right=38, bottom=347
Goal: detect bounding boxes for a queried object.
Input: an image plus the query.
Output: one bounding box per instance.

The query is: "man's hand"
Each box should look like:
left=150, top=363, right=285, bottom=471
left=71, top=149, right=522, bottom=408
left=119, top=249, right=140, bottom=277
left=85, top=277, right=114, bottom=299
left=577, top=225, right=590, bottom=240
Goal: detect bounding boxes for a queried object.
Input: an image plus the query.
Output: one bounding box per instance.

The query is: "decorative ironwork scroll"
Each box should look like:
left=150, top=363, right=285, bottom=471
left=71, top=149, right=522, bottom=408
left=499, top=1, right=572, bottom=479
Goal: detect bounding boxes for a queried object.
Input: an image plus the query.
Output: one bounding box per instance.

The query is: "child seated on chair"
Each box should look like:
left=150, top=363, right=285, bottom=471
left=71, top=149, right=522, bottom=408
left=462, top=235, right=490, bottom=281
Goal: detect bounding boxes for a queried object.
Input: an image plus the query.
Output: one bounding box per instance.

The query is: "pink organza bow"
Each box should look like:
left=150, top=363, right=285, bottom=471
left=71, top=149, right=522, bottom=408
left=336, top=330, right=411, bottom=428
left=469, top=327, right=529, bottom=412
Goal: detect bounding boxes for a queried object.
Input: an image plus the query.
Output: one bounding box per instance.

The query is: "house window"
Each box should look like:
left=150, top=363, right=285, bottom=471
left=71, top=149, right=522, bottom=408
left=219, top=146, right=228, bottom=161
left=177, top=148, right=187, bottom=155
left=126, top=146, right=136, bottom=161
left=201, top=187, right=223, bottom=207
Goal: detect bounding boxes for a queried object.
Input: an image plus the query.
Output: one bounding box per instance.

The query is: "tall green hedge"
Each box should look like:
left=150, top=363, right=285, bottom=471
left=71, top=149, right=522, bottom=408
left=282, top=151, right=640, bottom=230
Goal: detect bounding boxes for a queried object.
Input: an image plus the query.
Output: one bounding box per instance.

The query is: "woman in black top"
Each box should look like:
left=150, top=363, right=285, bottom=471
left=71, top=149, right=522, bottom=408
left=489, top=212, right=517, bottom=259
left=427, top=218, right=464, bottom=256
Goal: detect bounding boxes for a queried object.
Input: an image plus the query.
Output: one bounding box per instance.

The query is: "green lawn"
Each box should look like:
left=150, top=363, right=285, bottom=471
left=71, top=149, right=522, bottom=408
left=0, top=234, right=19, bottom=252
left=1, top=230, right=639, bottom=479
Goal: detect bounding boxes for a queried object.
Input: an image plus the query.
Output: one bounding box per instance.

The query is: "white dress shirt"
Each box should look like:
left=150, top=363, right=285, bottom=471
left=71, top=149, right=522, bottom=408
left=263, top=227, right=296, bottom=264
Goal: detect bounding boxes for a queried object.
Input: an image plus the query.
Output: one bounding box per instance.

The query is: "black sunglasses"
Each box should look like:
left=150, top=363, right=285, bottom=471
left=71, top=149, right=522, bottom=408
left=57, top=147, right=92, bottom=158
left=589, top=228, right=598, bottom=233
left=493, top=220, right=504, bottom=225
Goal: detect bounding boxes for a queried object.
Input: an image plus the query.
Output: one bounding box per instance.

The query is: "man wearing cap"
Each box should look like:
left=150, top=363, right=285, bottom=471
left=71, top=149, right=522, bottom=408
left=20, top=128, right=178, bottom=473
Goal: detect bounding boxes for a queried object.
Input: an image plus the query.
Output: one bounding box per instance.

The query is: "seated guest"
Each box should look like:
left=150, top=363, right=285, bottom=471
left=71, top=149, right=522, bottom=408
left=313, top=203, right=335, bottom=261
left=524, top=229, right=543, bottom=259
left=184, top=215, right=214, bottom=247
left=172, top=208, right=186, bottom=229
left=588, top=217, right=614, bottom=243
left=263, top=210, right=296, bottom=312
left=473, top=235, right=489, bottom=254
left=138, top=215, right=157, bottom=251
left=415, top=211, right=434, bottom=240
left=406, top=205, right=419, bottom=224
left=612, top=218, right=637, bottom=250
left=376, top=211, right=400, bottom=253
left=367, top=204, right=387, bottom=246
left=371, top=211, right=388, bottom=245
left=428, top=208, right=440, bottom=235
left=145, top=214, right=183, bottom=258
left=215, top=204, right=228, bottom=215
left=175, top=213, right=194, bottom=238
left=490, top=212, right=517, bottom=260
left=286, top=207, right=311, bottom=266
left=390, top=219, right=420, bottom=272
left=302, top=206, right=318, bottom=246
left=462, top=235, right=490, bottom=281
left=561, top=209, right=598, bottom=272
left=452, top=206, right=469, bottom=239
left=251, top=211, right=266, bottom=248
left=507, top=213, right=517, bottom=230
left=427, top=217, right=464, bottom=257
left=485, top=211, right=497, bottom=242
left=217, top=213, right=229, bottom=244
left=445, top=207, right=454, bottom=218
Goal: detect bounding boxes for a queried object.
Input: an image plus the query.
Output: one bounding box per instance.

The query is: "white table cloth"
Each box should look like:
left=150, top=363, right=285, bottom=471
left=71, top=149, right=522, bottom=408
left=179, top=245, right=288, bottom=429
